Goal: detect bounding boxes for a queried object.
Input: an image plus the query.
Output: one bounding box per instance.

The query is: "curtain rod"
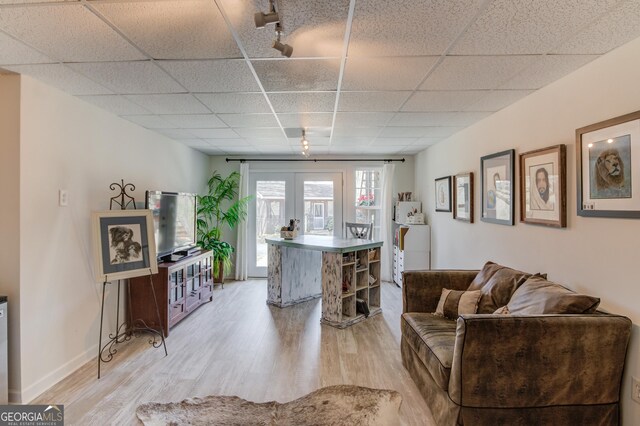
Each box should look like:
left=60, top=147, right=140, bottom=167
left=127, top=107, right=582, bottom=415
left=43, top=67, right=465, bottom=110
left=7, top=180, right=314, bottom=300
left=225, top=158, right=405, bottom=163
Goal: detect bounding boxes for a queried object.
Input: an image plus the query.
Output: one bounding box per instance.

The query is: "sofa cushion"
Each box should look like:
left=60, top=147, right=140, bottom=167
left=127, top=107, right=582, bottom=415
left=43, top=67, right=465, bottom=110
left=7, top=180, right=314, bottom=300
left=506, top=275, right=600, bottom=314
left=401, top=313, right=457, bottom=391
left=467, top=262, right=531, bottom=313
left=435, top=288, right=482, bottom=319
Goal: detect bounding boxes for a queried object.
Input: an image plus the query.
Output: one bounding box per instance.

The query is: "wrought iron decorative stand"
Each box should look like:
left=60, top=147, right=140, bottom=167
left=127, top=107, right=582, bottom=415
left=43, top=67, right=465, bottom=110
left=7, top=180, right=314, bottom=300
left=97, top=181, right=168, bottom=379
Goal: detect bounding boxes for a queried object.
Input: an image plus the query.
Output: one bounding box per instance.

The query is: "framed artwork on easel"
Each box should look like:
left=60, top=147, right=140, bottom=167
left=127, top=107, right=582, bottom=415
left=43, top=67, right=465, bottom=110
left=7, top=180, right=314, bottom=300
left=91, top=210, right=158, bottom=282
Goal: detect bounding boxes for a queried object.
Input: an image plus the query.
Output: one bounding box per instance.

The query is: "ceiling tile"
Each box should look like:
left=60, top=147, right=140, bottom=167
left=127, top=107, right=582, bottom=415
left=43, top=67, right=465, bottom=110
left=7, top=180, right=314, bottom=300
left=372, top=138, right=418, bottom=146
left=257, top=145, right=296, bottom=154
left=466, top=90, right=533, bottom=111
left=77, top=95, right=151, bottom=115
left=451, top=0, right=618, bottom=55
left=249, top=138, right=289, bottom=145
left=329, top=144, right=371, bottom=153
left=253, top=59, right=340, bottom=91
left=334, top=112, right=394, bottom=127
left=277, top=113, right=333, bottom=128
left=163, top=114, right=227, bottom=129
left=330, top=137, right=372, bottom=145
left=414, top=137, right=446, bottom=146
left=94, top=0, right=241, bottom=60
left=338, top=91, right=410, bottom=112
left=389, top=112, right=491, bottom=127
left=267, top=92, right=335, bottom=113
left=358, top=145, right=406, bottom=154
left=332, top=127, right=381, bottom=138
left=216, top=146, right=262, bottom=154
left=218, top=113, right=279, bottom=127
left=122, top=115, right=176, bottom=129
left=418, top=127, right=463, bottom=138
left=203, top=139, right=252, bottom=147
left=234, top=127, right=285, bottom=139
left=125, top=94, right=210, bottom=114
left=189, top=128, right=239, bottom=138
left=0, top=31, right=53, bottom=65
left=342, top=57, right=438, bottom=90
left=348, top=0, right=487, bottom=56
left=501, top=55, right=599, bottom=90
left=402, top=90, right=486, bottom=112
left=196, top=146, right=225, bottom=155
left=0, top=5, right=145, bottom=61
left=421, top=56, right=536, bottom=90
left=160, top=60, right=260, bottom=92
left=378, top=127, right=427, bottom=137
left=553, top=1, right=640, bottom=54
left=400, top=146, right=426, bottom=154
left=154, top=128, right=196, bottom=139
left=195, top=93, right=272, bottom=113
left=3, top=63, right=112, bottom=95
left=68, top=61, right=185, bottom=94
left=178, top=138, right=211, bottom=148
left=219, top=0, right=350, bottom=58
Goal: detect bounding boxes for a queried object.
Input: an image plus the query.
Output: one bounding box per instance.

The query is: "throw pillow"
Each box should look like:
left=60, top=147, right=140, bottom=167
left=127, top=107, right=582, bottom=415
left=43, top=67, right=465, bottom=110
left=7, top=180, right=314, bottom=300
left=506, top=275, right=600, bottom=315
left=435, top=288, right=482, bottom=319
left=468, top=263, right=532, bottom=314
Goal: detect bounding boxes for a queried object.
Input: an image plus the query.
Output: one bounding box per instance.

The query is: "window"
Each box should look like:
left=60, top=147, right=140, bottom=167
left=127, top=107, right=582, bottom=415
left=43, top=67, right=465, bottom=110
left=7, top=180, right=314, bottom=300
left=354, top=168, right=382, bottom=239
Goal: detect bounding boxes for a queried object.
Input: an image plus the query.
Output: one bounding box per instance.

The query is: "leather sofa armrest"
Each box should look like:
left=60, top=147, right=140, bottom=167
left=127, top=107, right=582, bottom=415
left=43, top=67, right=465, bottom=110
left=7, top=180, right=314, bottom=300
left=448, top=314, right=632, bottom=408
left=402, top=270, right=478, bottom=314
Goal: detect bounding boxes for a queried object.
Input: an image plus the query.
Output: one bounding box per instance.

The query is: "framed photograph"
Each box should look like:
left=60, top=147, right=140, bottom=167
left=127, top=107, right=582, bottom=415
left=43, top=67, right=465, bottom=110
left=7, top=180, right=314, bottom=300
left=453, top=172, right=474, bottom=223
left=435, top=176, right=452, bottom=212
left=577, top=110, right=640, bottom=218
left=481, top=149, right=515, bottom=225
left=519, top=145, right=567, bottom=227
left=91, top=210, right=158, bottom=282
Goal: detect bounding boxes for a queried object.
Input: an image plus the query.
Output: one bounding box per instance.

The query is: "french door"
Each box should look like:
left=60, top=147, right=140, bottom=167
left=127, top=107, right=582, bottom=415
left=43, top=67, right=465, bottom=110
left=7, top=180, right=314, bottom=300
left=248, top=172, right=343, bottom=277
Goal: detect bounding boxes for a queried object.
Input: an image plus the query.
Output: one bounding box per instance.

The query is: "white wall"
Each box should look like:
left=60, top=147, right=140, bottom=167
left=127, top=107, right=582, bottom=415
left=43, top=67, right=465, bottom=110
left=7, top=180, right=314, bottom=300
left=415, top=36, right=640, bottom=424
left=13, top=76, right=210, bottom=403
left=0, top=75, right=22, bottom=396
left=208, top=155, right=415, bottom=276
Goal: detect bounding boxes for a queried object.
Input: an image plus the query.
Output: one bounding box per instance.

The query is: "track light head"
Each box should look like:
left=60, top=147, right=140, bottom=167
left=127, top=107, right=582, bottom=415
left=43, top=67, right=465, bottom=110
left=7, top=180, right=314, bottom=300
left=254, top=11, right=280, bottom=28
left=273, top=40, right=293, bottom=57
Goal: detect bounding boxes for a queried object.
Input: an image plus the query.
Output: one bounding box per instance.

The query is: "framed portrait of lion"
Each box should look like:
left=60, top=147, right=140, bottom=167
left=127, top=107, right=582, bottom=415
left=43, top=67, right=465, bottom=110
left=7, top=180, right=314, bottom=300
left=91, top=210, right=158, bottom=282
left=577, top=110, right=640, bottom=218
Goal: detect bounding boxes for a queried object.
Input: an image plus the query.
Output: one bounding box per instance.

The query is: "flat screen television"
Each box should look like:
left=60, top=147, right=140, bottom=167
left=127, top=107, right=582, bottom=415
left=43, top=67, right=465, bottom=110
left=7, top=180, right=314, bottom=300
left=145, top=191, right=197, bottom=259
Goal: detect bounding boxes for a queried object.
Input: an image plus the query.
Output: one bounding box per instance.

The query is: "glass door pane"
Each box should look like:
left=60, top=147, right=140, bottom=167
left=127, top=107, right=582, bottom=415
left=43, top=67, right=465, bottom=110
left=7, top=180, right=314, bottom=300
left=249, top=173, right=294, bottom=277
left=296, top=173, right=343, bottom=238
left=256, top=180, right=286, bottom=268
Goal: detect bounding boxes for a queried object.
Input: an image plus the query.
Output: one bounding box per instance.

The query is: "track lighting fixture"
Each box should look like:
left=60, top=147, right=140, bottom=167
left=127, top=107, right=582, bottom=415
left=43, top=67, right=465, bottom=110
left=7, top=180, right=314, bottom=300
left=301, top=129, right=310, bottom=157
left=272, top=22, right=293, bottom=57
left=254, top=0, right=280, bottom=28
left=273, top=39, right=293, bottom=58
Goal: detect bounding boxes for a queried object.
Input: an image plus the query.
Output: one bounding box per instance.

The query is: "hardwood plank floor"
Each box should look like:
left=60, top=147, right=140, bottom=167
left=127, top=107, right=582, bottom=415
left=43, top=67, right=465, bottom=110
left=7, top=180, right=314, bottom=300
left=33, top=280, right=435, bottom=425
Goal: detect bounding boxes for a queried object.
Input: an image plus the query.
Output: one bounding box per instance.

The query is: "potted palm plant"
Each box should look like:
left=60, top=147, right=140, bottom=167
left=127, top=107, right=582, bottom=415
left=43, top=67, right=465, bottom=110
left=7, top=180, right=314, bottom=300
left=197, top=171, right=251, bottom=283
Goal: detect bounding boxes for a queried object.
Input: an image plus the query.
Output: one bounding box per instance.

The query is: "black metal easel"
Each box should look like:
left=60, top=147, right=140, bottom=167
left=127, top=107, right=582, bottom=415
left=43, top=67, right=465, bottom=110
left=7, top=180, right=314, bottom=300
left=97, top=180, right=168, bottom=379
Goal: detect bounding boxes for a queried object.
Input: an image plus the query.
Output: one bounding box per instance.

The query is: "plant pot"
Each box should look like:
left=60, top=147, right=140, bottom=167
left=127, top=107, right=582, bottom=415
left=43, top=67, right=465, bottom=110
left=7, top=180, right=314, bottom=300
left=214, top=259, right=225, bottom=284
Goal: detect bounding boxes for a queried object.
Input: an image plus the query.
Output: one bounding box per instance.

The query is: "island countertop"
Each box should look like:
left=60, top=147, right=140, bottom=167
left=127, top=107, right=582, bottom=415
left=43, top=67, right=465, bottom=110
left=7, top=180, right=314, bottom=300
left=265, top=235, right=383, bottom=253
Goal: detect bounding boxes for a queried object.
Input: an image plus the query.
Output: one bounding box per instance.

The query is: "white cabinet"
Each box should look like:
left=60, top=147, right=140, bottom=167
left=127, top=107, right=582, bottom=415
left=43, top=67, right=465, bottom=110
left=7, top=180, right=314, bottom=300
left=393, top=225, right=430, bottom=286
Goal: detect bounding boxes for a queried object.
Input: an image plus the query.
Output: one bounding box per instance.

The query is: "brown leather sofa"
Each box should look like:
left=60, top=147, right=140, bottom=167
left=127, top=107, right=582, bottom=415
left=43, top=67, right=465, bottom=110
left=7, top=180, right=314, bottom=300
left=401, top=265, right=632, bottom=426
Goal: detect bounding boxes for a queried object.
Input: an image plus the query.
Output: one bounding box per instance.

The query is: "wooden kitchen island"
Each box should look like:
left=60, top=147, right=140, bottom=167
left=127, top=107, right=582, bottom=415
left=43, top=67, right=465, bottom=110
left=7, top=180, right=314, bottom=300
left=265, top=235, right=383, bottom=328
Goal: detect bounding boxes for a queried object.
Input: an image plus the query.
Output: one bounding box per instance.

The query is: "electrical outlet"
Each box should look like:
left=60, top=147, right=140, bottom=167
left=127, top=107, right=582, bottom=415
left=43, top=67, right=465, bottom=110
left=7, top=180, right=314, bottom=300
left=59, top=189, right=68, bottom=207
left=633, top=377, right=640, bottom=404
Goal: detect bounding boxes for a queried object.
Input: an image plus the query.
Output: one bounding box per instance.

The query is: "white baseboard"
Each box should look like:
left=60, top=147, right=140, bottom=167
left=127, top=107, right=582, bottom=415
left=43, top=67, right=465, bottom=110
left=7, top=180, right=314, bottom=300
left=18, top=344, right=98, bottom=404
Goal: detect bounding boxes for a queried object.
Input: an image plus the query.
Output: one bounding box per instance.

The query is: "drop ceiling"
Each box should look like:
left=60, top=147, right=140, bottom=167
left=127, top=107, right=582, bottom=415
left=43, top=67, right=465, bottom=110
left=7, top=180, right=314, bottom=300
left=1, top=0, right=639, bottom=156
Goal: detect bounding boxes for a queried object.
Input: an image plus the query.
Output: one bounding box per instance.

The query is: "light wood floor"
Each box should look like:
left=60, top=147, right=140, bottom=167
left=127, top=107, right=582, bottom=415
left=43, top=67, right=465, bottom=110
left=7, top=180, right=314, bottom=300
left=33, top=280, right=435, bottom=425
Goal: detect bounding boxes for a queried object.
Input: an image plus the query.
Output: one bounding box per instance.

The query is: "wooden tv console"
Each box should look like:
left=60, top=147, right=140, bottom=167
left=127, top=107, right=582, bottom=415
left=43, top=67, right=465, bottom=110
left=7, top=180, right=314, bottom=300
left=129, top=250, right=214, bottom=337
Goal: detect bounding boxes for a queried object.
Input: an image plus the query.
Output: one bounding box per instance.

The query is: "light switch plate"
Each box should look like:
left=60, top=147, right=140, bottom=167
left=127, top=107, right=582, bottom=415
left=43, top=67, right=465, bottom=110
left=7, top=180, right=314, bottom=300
left=633, top=377, right=640, bottom=404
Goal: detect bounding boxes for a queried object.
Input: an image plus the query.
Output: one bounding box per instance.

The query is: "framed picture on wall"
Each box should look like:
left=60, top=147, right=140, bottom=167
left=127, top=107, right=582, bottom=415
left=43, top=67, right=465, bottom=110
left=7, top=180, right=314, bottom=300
left=435, top=176, right=452, bottom=212
left=481, top=149, right=515, bottom=225
left=91, top=210, right=158, bottom=282
left=519, top=145, right=567, bottom=227
left=576, top=110, right=640, bottom=218
left=453, top=172, right=474, bottom=223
